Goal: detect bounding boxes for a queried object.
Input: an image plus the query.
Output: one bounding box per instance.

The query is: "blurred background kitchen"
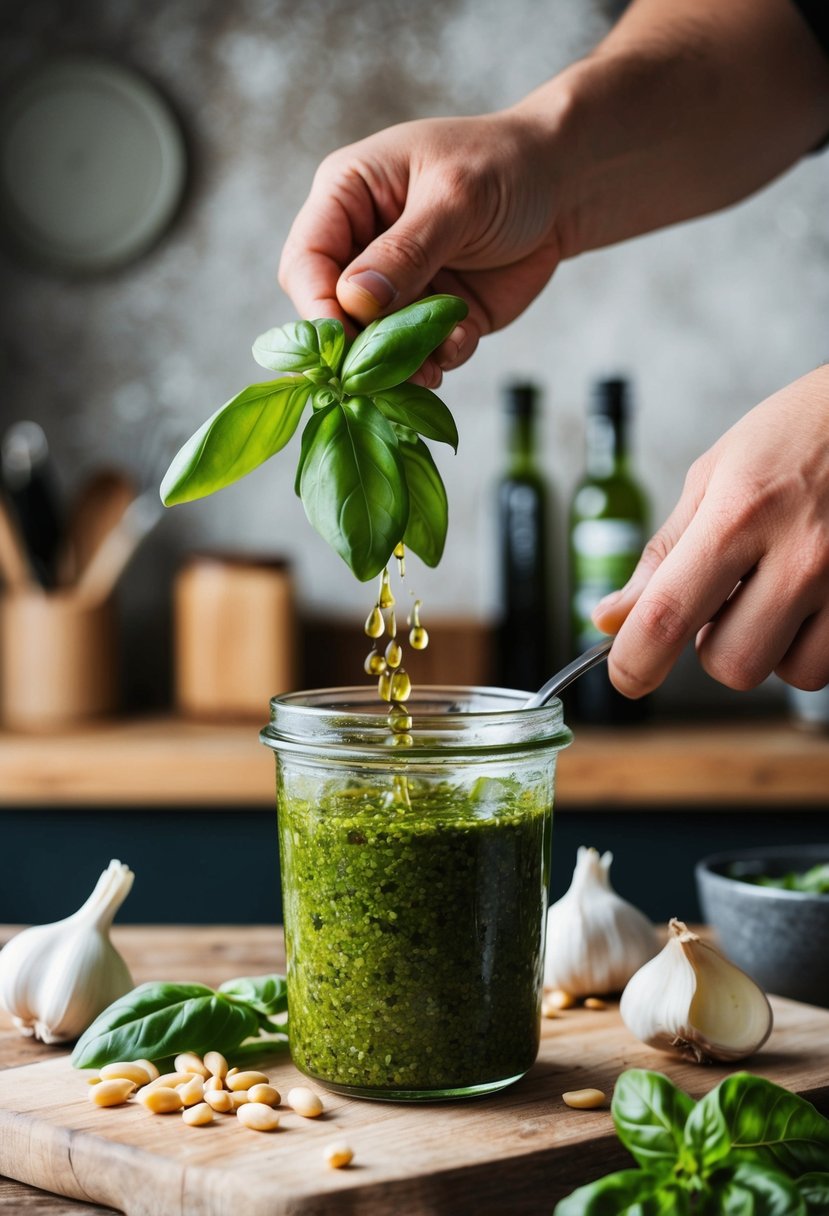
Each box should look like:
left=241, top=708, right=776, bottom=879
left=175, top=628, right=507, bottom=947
left=0, top=0, right=826, bottom=924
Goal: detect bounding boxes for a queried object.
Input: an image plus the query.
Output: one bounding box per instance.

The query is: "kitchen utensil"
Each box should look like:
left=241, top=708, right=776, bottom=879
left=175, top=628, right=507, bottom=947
left=0, top=492, right=35, bottom=589
left=524, top=637, right=614, bottom=708
left=57, top=469, right=137, bottom=585
left=74, top=488, right=162, bottom=605
left=1, top=421, right=63, bottom=587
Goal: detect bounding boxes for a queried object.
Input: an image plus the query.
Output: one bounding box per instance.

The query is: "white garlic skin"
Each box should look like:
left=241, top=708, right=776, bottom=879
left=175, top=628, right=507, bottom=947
left=0, top=860, right=134, bottom=1044
left=544, top=847, right=659, bottom=996
left=620, top=918, right=773, bottom=1063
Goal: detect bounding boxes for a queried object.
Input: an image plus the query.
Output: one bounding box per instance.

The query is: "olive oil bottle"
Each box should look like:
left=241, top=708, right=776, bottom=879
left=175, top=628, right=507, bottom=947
left=569, top=377, right=648, bottom=723
left=496, top=382, right=553, bottom=690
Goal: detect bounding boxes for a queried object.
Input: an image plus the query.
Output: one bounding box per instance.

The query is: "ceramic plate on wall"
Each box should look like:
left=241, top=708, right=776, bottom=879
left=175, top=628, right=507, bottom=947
left=0, top=57, right=186, bottom=273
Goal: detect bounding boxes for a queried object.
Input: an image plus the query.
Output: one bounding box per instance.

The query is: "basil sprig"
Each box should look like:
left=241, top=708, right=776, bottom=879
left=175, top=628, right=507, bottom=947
left=555, top=1069, right=829, bottom=1215
left=71, top=974, right=288, bottom=1069
left=161, top=294, right=467, bottom=580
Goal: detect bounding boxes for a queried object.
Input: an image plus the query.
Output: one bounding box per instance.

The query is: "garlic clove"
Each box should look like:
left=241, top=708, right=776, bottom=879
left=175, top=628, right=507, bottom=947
left=544, top=846, right=660, bottom=996
left=0, top=860, right=135, bottom=1044
left=620, top=918, right=773, bottom=1063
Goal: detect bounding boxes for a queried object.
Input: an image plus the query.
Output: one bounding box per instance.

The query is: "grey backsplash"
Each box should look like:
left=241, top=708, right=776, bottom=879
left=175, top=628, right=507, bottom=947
left=1, top=0, right=827, bottom=712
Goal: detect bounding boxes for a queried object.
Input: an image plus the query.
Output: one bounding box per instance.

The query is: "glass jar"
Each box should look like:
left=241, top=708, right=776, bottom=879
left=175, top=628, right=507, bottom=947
left=261, top=686, right=571, bottom=1101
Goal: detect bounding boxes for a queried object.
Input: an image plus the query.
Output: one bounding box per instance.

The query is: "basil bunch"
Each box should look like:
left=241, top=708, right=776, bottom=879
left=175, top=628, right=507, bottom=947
left=161, top=295, right=467, bottom=580
left=556, top=1069, right=829, bottom=1215
left=71, top=974, right=288, bottom=1069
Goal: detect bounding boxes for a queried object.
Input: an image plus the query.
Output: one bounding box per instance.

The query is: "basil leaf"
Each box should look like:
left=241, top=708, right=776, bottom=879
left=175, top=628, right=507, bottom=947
left=553, top=1169, right=689, bottom=1216
left=252, top=318, right=344, bottom=376
left=399, top=436, right=448, bottom=568
left=340, top=294, right=468, bottom=395
left=684, top=1073, right=829, bottom=1177
left=71, top=982, right=259, bottom=1068
left=611, top=1070, right=696, bottom=1176
left=798, top=1171, right=829, bottom=1213
left=715, top=1163, right=807, bottom=1216
left=373, top=383, right=459, bottom=451
left=218, top=974, right=288, bottom=1018
left=160, top=378, right=311, bottom=505
left=299, top=397, right=408, bottom=580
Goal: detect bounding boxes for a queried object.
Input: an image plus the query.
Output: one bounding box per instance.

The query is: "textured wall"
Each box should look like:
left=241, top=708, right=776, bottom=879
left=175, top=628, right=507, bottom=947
left=1, top=0, right=827, bottom=710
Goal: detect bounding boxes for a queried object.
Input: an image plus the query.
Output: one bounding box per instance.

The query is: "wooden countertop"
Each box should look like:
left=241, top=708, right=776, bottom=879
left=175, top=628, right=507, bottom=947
left=0, top=715, right=826, bottom=808
left=1, top=925, right=828, bottom=1215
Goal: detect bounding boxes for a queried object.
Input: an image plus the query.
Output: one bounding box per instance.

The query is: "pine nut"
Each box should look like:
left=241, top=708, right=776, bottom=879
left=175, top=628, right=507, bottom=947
left=226, top=1066, right=239, bottom=1079
left=204, top=1074, right=225, bottom=1092
left=141, top=1071, right=197, bottom=1093
left=204, top=1089, right=233, bottom=1113
left=135, top=1058, right=159, bottom=1081
left=100, top=1062, right=155, bottom=1087
left=230, top=1092, right=249, bottom=1109
left=247, top=1084, right=280, bottom=1107
left=177, top=1076, right=205, bottom=1107
left=227, top=1070, right=270, bottom=1092
left=86, top=1073, right=101, bottom=1086
left=324, top=1142, right=354, bottom=1169
left=174, top=1052, right=210, bottom=1078
left=140, top=1086, right=184, bottom=1114
left=237, top=1102, right=280, bottom=1132
left=204, top=1051, right=228, bottom=1080
left=584, top=997, right=608, bottom=1010
left=286, top=1086, right=323, bottom=1118
left=89, top=1079, right=136, bottom=1107
left=547, top=989, right=577, bottom=1011
left=562, top=1088, right=607, bottom=1110
left=540, top=999, right=560, bottom=1019
left=182, top=1102, right=213, bottom=1127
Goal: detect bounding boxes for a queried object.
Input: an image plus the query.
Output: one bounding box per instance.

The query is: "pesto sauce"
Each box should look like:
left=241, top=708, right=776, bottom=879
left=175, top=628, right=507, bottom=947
left=278, top=779, right=552, bottom=1096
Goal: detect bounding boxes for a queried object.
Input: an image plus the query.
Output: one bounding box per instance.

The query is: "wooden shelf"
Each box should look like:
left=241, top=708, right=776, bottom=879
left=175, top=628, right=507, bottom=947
left=0, top=715, right=826, bottom=808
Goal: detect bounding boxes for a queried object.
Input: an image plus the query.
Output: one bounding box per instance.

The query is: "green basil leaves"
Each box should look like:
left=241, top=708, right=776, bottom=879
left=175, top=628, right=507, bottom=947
left=71, top=974, right=288, bottom=1069
left=555, top=1070, right=829, bottom=1216
left=161, top=294, right=467, bottom=580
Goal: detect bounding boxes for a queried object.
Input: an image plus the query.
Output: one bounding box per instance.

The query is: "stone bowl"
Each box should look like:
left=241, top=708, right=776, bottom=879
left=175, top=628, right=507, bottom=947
left=696, top=844, right=829, bottom=1008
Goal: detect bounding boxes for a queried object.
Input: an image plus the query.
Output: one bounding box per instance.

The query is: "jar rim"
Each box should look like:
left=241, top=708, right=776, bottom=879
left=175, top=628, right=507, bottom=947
left=260, top=684, right=572, bottom=762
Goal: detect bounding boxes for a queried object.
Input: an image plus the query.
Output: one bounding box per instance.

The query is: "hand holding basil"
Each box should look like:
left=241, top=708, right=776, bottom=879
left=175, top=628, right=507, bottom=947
left=161, top=295, right=467, bottom=580
left=555, top=1069, right=829, bottom=1215
left=71, top=974, right=288, bottom=1069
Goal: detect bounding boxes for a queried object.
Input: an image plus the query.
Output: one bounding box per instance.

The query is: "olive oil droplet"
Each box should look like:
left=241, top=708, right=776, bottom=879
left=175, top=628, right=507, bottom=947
left=394, top=541, right=406, bottom=578
left=385, top=639, right=403, bottom=669
left=365, top=605, right=385, bottom=639
left=390, top=669, right=412, bottom=702
left=388, top=703, right=412, bottom=732
left=409, top=625, right=429, bottom=650
left=365, top=650, right=387, bottom=676
left=378, top=671, right=393, bottom=702
left=378, top=568, right=395, bottom=609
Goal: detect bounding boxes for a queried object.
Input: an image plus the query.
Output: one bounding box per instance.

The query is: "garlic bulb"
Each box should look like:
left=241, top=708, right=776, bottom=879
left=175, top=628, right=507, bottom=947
left=544, top=847, right=659, bottom=996
left=0, top=859, right=134, bottom=1043
left=620, top=918, right=773, bottom=1063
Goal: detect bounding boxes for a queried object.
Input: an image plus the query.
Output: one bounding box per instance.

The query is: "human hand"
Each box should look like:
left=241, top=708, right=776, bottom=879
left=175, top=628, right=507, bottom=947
left=592, top=368, right=829, bottom=695
left=278, top=110, right=565, bottom=387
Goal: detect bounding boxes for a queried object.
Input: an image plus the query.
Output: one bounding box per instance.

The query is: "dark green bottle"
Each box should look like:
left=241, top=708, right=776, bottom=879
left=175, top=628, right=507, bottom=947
left=496, top=382, right=553, bottom=691
left=569, top=377, right=648, bottom=723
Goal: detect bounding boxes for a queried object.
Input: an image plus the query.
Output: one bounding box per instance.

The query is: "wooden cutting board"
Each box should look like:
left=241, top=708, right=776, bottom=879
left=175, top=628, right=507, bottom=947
left=0, top=996, right=828, bottom=1216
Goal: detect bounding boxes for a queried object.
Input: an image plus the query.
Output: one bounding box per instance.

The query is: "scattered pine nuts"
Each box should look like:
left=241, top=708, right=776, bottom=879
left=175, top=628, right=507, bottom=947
left=547, top=989, right=577, bottom=1011
left=584, top=997, right=608, bottom=1011
left=177, top=1076, right=205, bottom=1107
left=89, top=1079, right=136, bottom=1107
left=562, top=1088, right=607, bottom=1110
left=227, top=1070, right=270, bottom=1092
left=139, top=1086, right=184, bottom=1114
left=226, top=1067, right=239, bottom=1079
left=204, top=1089, right=234, bottom=1113
left=182, top=1102, right=214, bottom=1127
left=135, top=1058, right=159, bottom=1081
left=141, top=1071, right=197, bottom=1093
left=237, top=1102, right=280, bottom=1132
left=175, top=1052, right=210, bottom=1078
left=100, top=1062, right=155, bottom=1087
left=204, top=1051, right=228, bottom=1080
left=204, top=1074, right=224, bottom=1092
left=324, top=1142, right=354, bottom=1169
left=230, top=1092, right=249, bottom=1109
left=287, top=1086, right=323, bottom=1118
left=247, top=1084, right=280, bottom=1107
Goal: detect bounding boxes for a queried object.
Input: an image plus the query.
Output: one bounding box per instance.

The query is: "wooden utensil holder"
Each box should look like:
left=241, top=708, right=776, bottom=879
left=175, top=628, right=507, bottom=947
left=174, top=555, right=297, bottom=721
left=0, top=590, right=117, bottom=732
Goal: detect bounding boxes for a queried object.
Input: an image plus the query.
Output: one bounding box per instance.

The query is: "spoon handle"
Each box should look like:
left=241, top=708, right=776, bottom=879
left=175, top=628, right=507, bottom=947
left=523, top=637, right=614, bottom=709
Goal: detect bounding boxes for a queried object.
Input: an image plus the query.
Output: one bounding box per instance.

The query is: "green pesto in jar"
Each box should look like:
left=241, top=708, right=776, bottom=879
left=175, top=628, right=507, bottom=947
left=278, top=778, right=552, bottom=1098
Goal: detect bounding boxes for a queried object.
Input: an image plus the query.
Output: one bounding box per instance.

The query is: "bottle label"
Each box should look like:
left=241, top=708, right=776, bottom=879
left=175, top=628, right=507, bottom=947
left=572, top=519, right=644, bottom=644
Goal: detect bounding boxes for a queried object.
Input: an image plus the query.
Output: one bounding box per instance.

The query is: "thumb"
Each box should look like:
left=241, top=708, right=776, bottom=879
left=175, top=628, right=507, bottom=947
left=337, top=201, right=464, bottom=325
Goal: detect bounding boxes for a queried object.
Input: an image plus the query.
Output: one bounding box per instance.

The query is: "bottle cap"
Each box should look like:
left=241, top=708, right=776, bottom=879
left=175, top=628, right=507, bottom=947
left=590, top=377, right=629, bottom=420
left=504, top=382, right=538, bottom=418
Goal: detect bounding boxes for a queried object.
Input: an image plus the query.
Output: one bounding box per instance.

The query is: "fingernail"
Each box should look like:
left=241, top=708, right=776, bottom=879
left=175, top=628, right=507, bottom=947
left=594, top=589, right=623, bottom=613
left=344, top=270, right=397, bottom=311
left=439, top=324, right=466, bottom=367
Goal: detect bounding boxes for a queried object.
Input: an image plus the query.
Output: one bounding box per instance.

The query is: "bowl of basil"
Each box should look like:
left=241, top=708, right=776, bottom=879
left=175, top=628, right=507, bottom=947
left=696, top=844, right=829, bottom=1008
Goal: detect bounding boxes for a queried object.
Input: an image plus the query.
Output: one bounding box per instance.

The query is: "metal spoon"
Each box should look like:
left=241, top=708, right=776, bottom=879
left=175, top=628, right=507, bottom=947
left=524, top=637, right=614, bottom=709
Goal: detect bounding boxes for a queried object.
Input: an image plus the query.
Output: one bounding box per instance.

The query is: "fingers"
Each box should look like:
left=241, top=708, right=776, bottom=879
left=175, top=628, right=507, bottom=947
left=776, top=607, right=829, bottom=690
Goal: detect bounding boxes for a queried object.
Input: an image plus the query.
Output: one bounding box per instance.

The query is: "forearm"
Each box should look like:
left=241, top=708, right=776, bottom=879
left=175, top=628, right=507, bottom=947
left=513, top=0, right=829, bottom=257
